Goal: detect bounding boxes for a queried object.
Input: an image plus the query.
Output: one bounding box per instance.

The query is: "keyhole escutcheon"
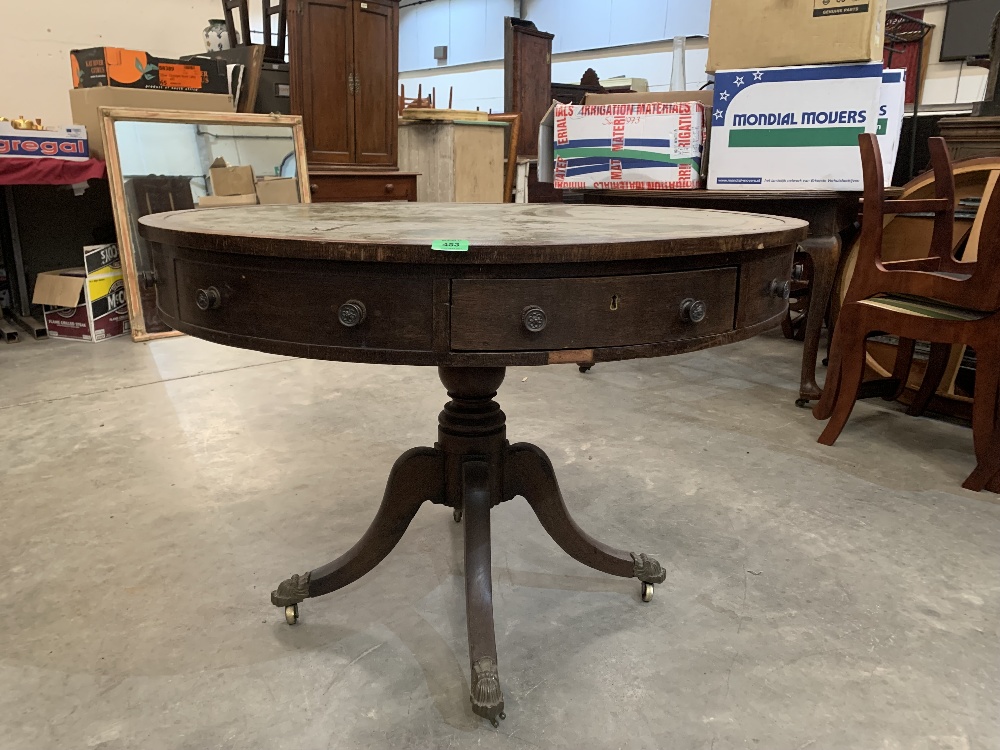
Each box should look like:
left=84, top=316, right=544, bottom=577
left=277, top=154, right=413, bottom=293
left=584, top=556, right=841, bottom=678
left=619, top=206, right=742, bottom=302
left=610, top=294, right=620, bottom=311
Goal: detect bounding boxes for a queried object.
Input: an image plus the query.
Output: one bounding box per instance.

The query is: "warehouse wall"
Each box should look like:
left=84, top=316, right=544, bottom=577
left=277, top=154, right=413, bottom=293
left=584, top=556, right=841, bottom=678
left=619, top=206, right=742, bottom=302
left=887, top=0, right=989, bottom=106
left=2, top=0, right=222, bottom=126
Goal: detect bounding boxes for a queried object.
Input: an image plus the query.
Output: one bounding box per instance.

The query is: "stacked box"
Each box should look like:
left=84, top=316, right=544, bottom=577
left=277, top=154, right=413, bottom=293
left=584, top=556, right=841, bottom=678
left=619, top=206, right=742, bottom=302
left=0, top=123, right=89, bottom=161
left=547, top=101, right=706, bottom=190
left=32, top=244, right=130, bottom=342
left=708, top=62, right=887, bottom=191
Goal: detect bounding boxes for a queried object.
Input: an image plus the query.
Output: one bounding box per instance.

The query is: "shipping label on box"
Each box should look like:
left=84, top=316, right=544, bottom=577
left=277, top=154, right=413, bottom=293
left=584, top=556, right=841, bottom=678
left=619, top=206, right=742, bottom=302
left=549, top=101, right=705, bottom=190
left=708, top=63, right=884, bottom=191
left=0, top=123, right=89, bottom=161
left=878, top=69, right=907, bottom=185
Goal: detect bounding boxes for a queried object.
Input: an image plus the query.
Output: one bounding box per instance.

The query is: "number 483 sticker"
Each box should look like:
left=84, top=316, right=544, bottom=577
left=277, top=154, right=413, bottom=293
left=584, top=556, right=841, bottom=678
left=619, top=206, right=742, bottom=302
left=431, top=240, right=470, bottom=252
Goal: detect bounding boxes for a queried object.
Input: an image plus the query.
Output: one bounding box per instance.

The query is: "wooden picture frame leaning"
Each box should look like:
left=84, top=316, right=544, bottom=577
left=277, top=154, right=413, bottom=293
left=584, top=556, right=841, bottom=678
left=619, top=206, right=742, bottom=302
left=100, top=108, right=310, bottom=342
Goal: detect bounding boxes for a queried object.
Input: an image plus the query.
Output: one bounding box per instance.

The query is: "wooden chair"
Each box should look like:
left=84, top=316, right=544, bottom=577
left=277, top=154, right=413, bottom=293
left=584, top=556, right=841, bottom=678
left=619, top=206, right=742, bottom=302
left=814, top=134, right=1000, bottom=493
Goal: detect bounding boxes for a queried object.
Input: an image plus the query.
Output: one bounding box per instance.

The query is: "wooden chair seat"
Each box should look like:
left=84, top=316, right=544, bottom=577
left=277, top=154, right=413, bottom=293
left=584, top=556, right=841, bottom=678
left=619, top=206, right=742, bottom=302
left=858, top=295, right=991, bottom=321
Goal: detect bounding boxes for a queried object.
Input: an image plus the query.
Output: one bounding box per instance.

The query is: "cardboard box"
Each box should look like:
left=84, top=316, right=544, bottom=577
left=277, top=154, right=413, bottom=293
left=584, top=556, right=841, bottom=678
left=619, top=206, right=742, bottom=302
left=198, top=193, right=258, bottom=207
left=708, top=63, right=884, bottom=191
left=71, top=47, right=229, bottom=94
left=69, top=87, right=234, bottom=160
left=538, top=93, right=707, bottom=190
left=255, top=176, right=300, bottom=205
left=878, top=69, right=907, bottom=185
left=32, top=244, right=130, bottom=342
left=209, top=157, right=256, bottom=196
left=0, top=122, right=89, bottom=161
left=707, top=0, right=888, bottom=72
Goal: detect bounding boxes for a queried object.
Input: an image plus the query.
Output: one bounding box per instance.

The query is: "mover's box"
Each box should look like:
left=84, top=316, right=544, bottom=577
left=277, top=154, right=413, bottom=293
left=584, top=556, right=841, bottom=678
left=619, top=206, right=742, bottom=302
left=69, top=87, right=234, bottom=160
left=707, top=0, right=888, bottom=72
left=0, top=123, right=89, bottom=161
left=71, top=47, right=229, bottom=94
left=209, top=157, right=256, bottom=196
left=255, top=176, right=300, bottom=205
left=32, top=244, right=130, bottom=342
left=538, top=92, right=708, bottom=190
left=708, top=63, right=884, bottom=191
left=878, top=69, right=907, bottom=183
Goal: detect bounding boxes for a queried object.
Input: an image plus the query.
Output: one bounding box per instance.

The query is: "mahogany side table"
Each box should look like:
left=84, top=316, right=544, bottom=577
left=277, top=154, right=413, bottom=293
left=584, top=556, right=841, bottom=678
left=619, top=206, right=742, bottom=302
left=139, top=203, right=808, bottom=726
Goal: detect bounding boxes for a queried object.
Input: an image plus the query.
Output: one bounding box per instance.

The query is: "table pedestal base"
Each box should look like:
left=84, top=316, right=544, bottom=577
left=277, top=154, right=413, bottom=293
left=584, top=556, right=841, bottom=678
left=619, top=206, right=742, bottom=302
left=270, top=366, right=667, bottom=726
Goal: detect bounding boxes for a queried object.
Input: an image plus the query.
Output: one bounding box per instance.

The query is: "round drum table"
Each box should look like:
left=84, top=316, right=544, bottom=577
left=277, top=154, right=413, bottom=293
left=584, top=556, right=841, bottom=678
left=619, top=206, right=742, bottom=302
left=139, top=203, right=808, bottom=726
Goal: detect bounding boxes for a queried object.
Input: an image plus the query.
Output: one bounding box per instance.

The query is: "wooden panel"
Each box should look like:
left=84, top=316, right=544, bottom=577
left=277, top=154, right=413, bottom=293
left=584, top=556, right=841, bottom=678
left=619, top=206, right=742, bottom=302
left=453, top=125, right=504, bottom=203
left=504, top=19, right=553, bottom=160
left=736, top=248, right=795, bottom=329
left=450, top=269, right=737, bottom=351
left=172, top=257, right=434, bottom=351
left=309, top=172, right=417, bottom=202
left=353, top=0, right=398, bottom=166
left=294, top=0, right=354, bottom=165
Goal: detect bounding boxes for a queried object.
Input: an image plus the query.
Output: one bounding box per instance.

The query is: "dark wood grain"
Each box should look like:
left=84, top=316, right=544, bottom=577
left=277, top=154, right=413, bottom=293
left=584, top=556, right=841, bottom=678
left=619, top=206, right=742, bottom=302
left=450, top=269, right=737, bottom=351
left=736, top=247, right=795, bottom=329
left=504, top=19, right=553, bottom=161
left=308, top=171, right=417, bottom=202
left=353, top=1, right=397, bottom=166
left=139, top=203, right=807, bottom=263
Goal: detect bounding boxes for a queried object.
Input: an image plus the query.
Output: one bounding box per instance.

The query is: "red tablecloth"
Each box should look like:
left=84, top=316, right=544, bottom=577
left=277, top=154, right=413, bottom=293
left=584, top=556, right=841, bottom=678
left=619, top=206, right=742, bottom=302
left=0, top=157, right=106, bottom=186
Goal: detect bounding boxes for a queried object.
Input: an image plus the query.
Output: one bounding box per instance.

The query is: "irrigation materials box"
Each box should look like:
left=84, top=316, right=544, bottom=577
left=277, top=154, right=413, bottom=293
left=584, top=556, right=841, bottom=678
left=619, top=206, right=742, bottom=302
left=0, top=122, right=89, bottom=161
left=538, top=99, right=706, bottom=190
left=707, top=0, right=888, bottom=72
left=32, top=244, right=130, bottom=342
left=708, top=62, right=884, bottom=191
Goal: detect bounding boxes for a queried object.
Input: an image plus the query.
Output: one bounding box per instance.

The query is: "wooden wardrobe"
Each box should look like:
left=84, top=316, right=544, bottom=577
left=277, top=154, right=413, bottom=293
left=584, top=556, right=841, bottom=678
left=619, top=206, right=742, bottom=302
left=289, top=0, right=417, bottom=202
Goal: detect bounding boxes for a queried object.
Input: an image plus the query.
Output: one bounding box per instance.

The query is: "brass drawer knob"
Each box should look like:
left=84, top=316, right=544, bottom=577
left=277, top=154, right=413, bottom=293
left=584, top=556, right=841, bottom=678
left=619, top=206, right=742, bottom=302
left=195, top=286, right=222, bottom=311
left=338, top=300, right=367, bottom=327
left=310, top=183, right=319, bottom=194
left=385, top=183, right=395, bottom=193
left=771, top=279, right=792, bottom=300
left=521, top=305, right=547, bottom=333
left=679, top=298, right=707, bottom=324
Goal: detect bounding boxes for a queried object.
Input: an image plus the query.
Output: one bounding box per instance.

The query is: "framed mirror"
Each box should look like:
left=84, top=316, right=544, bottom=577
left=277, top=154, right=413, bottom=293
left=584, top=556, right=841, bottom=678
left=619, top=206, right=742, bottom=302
left=101, top=109, right=310, bottom=341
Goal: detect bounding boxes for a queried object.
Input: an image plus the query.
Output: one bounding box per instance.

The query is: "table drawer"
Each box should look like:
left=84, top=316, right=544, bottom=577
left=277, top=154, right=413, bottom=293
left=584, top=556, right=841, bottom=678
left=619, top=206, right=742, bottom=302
left=450, top=269, right=737, bottom=351
left=172, top=259, right=434, bottom=351
left=309, top=173, right=417, bottom=203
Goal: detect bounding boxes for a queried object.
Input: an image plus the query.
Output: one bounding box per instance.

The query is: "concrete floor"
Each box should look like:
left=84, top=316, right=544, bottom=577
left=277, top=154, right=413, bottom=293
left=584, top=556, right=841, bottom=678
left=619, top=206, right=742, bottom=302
left=1, top=331, right=997, bottom=750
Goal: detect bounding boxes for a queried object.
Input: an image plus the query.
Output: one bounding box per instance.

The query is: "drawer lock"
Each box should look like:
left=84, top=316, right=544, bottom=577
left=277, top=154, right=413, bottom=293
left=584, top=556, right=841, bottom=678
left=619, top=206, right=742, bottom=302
left=679, top=298, right=707, bottom=324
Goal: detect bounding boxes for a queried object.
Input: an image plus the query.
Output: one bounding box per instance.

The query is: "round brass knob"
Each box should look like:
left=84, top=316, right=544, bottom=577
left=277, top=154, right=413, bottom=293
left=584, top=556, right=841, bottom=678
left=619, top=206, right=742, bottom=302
left=385, top=183, right=395, bottom=193
left=338, top=300, right=367, bottom=327
left=771, top=279, right=792, bottom=300
left=195, top=286, right=222, bottom=311
left=310, top=183, right=319, bottom=194
left=679, top=298, right=707, bottom=324
left=521, top=305, right=547, bottom=333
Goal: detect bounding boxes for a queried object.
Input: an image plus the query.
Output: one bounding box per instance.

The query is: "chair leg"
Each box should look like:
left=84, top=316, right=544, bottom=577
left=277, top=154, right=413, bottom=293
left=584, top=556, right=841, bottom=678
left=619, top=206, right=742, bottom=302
left=817, top=315, right=869, bottom=447
left=888, top=338, right=916, bottom=401
left=906, top=343, right=951, bottom=416
left=965, top=344, right=1000, bottom=492
left=813, top=315, right=852, bottom=421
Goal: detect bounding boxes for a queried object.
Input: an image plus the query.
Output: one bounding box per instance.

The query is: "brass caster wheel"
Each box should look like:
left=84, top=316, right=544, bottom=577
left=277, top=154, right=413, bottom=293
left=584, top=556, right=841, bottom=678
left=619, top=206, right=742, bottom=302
left=795, top=398, right=811, bottom=409
left=454, top=508, right=463, bottom=523
left=641, top=582, right=654, bottom=603
left=285, top=604, right=299, bottom=625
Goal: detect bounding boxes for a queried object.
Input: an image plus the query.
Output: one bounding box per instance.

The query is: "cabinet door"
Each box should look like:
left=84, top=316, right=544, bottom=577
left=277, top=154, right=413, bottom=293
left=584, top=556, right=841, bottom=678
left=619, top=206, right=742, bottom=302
left=293, top=0, right=355, bottom=165
left=352, top=1, right=398, bottom=166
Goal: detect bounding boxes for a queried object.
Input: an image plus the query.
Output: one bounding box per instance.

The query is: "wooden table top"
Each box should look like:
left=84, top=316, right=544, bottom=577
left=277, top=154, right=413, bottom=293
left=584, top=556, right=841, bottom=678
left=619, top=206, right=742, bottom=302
left=139, top=203, right=809, bottom=264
